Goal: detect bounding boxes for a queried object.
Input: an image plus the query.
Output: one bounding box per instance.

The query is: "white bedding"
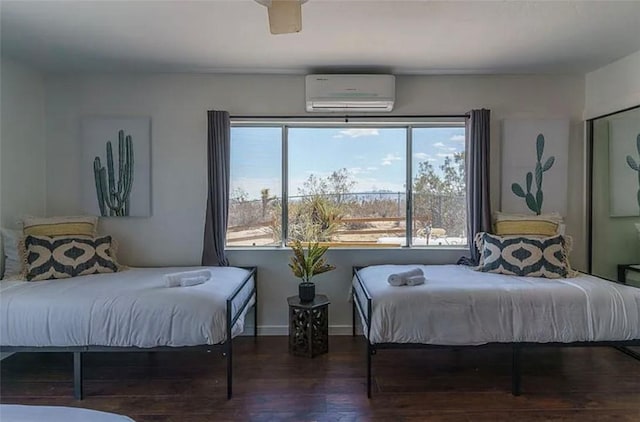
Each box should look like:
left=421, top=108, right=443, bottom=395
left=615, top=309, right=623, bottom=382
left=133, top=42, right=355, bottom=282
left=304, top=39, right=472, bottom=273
left=0, top=266, right=255, bottom=348
left=0, top=404, right=135, bottom=422
left=353, top=264, right=640, bottom=345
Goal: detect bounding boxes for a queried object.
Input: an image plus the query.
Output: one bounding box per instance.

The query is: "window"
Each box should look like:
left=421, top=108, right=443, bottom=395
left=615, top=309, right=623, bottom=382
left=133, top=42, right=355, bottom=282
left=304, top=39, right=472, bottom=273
left=288, top=127, right=406, bottom=246
left=227, top=119, right=466, bottom=247
left=411, top=127, right=466, bottom=246
left=227, top=127, right=282, bottom=246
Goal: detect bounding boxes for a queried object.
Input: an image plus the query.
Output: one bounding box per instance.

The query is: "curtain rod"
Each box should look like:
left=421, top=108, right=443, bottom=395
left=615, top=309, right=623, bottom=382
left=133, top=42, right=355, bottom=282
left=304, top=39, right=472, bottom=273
left=228, top=113, right=470, bottom=119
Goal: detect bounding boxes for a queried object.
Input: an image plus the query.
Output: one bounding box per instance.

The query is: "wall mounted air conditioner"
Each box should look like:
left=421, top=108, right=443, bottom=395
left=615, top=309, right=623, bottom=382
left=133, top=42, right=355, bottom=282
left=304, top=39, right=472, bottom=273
left=305, top=74, right=395, bottom=112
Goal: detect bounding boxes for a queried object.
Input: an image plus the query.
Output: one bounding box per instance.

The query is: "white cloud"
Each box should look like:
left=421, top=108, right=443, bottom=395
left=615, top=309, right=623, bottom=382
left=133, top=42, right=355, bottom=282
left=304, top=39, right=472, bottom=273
left=338, top=128, right=380, bottom=138
left=366, top=166, right=378, bottom=171
left=434, top=142, right=446, bottom=148
left=450, top=134, right=465, bottom=142
left=381, top=153, right=402, bottom=166
left=448, top=147, right=457, bottom=151
left=413, top=152, right=431, bottom=160
left=437, top=153, right=453, bottom=158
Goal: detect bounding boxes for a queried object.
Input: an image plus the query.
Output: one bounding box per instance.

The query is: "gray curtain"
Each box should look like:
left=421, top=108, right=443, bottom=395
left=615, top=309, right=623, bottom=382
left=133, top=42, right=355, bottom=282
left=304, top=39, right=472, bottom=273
left=202, top=110, right=230, bottom=266
left=459, top=109, right=492, bottom=265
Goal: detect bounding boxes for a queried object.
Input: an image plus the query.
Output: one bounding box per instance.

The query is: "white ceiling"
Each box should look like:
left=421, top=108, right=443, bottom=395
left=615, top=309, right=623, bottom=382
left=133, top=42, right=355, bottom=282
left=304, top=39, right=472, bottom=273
left=2, top=0, right=640, bottom=75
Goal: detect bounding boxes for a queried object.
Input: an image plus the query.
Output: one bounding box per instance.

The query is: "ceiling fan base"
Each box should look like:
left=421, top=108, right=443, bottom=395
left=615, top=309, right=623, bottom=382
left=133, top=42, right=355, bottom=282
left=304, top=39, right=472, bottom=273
left=258, top=0, right=305, bottom=34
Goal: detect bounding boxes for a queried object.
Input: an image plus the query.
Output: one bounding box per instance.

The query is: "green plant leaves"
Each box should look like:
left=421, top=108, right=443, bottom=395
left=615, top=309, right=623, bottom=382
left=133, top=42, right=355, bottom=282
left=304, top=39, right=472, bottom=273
left=628, top=155, right=639, bottom=171
left=288, top=240, right=335, bottom=282
left=536, top=190, right=543, bottom=215
left=288, top=240, right=306, bottom=279
left=536, top=134, right=545, bottom=161
left=512, top=183, right=526, bottom=198
left=535, top=163, right=543, bottom=191
left=637, top=134, right=640, bottom=156
left=525, top=193, right=537, bottom=213
left=512, top=133, right=553, bottom=214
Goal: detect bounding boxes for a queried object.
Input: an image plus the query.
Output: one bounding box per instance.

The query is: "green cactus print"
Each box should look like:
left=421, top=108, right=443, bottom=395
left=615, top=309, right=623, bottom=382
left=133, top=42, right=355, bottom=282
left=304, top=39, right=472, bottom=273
left=93, top=130, right=134, bottom=217
left=511, top=134, right=555, bottom=215
left=625, top=134, right=640, bottom=210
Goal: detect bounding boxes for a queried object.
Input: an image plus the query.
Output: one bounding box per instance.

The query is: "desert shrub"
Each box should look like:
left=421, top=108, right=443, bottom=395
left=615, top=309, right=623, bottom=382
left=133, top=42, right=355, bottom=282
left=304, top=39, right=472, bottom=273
left=288, top=195, right=344, bottom=242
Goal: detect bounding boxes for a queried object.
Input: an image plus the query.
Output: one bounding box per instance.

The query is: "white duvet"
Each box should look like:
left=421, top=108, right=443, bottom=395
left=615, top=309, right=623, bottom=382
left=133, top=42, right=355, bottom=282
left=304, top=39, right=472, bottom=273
left=0, top=267, right=255, bottom=348
left=0, top=404, right=135, bottom=422
left=353, top=264, right=640, bottom=345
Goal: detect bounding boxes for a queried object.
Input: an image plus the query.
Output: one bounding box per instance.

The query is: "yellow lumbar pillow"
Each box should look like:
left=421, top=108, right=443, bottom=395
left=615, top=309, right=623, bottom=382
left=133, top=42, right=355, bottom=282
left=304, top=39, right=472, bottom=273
left=494, top=220, right=558, bottom=237
left=22, top=216, right=98, bottom=238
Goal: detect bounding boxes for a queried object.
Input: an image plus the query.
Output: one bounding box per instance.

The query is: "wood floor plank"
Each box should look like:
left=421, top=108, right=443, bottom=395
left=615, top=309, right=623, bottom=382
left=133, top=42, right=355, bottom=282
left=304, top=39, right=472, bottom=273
left=2, top=336, right=639, bottom=420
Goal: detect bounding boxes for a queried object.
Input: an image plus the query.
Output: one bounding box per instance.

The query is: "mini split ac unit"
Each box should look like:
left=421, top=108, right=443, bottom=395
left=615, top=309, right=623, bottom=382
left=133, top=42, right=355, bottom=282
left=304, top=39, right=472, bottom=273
left=305, top=74, right=395, bottom=112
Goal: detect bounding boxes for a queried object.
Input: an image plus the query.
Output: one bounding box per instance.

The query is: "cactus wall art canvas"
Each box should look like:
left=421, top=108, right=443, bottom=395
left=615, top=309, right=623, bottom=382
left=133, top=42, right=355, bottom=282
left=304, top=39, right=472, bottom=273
left=81, top=117, right=151, bottom=217
left=609, top=113, right=640, bottom=217
left=501, top=119, right=569, bottom=216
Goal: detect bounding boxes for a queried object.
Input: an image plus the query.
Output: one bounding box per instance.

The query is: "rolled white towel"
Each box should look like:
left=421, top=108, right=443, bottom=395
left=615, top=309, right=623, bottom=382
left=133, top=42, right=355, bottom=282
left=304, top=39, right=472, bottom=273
left=387, top=268, right=424, bottom=286
left=405, top=275, right=426, bottom=286
left=165, top=269, right=212, bottom=287
left=180, top=276, right=209, bottom=287
left=387, top=276, right=405, bottom=287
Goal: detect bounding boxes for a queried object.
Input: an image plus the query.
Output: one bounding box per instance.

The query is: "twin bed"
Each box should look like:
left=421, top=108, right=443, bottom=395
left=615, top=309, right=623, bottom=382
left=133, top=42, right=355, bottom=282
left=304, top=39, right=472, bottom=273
left=352, top=264, right=640, bottom=397
left=0, top=266, right=257, bottom=400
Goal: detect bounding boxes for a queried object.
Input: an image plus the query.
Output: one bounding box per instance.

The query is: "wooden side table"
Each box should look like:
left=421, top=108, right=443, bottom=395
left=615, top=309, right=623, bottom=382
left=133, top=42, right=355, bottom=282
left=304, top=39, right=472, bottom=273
left=288, top=294, right=330, bottom=358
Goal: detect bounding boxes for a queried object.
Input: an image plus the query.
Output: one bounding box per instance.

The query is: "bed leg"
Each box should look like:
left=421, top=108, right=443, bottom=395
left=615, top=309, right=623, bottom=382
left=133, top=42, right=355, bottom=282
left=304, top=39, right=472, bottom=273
left=367, top=343, right=373, bottom=398
left=253, top=305, right=258, bottom=339
left=73, top=352, right=84, bottom=400
left=226, top=341, right=233, bottom=399
left=352, top=296, right=356, bottom=337
left=511, top=344, right=521, bottom=396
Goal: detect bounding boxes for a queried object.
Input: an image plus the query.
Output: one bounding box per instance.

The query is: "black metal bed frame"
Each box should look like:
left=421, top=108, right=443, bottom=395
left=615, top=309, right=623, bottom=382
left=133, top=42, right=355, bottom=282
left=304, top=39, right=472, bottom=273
left=0, top=266, right=258, bottom=400
left=351, top=266, right=640, bottom=398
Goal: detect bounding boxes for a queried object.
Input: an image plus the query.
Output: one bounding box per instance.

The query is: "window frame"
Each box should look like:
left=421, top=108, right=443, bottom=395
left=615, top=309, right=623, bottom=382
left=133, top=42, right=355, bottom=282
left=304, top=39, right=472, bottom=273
left=228, top=116, right=468, bottom=249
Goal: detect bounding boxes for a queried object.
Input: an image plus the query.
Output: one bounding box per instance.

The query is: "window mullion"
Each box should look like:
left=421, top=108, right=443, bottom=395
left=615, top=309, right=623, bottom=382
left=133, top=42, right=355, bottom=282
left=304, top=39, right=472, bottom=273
left=281, top=125, right=289, bottom=248
left=405, top=126, right=413, bottom=248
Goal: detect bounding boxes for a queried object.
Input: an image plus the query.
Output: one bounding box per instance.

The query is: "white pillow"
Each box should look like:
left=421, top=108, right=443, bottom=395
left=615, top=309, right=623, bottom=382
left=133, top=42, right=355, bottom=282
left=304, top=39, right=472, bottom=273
left=1, top=228, right=23, bottom=279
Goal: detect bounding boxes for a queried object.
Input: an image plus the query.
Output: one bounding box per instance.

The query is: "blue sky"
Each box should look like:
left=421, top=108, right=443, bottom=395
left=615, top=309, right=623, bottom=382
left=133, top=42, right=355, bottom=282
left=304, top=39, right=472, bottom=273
left=230, top=126, right=465, bottom=200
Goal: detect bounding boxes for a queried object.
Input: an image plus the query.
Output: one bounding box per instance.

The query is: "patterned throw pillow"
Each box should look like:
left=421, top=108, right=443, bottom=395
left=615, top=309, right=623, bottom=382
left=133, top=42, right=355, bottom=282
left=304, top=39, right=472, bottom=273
left=24, top=235, right=118, bottom=281
left=475, top=232, right=569, bottom=278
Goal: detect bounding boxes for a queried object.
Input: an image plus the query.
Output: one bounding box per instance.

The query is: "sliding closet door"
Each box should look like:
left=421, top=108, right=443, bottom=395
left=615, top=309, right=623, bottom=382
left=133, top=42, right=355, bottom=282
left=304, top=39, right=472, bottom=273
left=590, top=106, right=640, bottom=285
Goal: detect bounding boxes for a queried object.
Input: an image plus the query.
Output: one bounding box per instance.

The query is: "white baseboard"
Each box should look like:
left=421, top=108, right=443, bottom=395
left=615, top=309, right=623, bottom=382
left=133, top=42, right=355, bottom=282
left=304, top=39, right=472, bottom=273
left=242, top=325, right=358, bottom=336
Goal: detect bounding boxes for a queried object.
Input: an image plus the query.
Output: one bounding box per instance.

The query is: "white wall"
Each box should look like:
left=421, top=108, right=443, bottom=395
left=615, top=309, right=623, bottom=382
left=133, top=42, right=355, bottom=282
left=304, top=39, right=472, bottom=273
left=1, top=58, right=47, bottom=228
left=585, top=49, right=640, bottom=119
left=44, top=73, right=586, bottom=334
left=0, top=58, right=45, bottom=359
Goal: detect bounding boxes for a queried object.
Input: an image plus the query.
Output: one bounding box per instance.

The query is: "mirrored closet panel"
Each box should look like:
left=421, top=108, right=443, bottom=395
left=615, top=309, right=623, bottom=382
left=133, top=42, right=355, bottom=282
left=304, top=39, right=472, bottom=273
left=590, top=106, right=640, bottom=286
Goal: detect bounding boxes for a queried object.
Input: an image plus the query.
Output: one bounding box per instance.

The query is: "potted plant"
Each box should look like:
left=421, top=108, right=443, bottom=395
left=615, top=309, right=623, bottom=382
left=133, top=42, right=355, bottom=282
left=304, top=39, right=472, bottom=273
left=288, top=240, right=336, bottom=303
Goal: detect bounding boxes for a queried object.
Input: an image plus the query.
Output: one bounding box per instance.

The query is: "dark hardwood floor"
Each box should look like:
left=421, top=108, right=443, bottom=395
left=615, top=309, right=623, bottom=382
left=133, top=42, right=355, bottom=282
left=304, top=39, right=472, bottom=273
left=1, top=336, right=639, bottom=421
